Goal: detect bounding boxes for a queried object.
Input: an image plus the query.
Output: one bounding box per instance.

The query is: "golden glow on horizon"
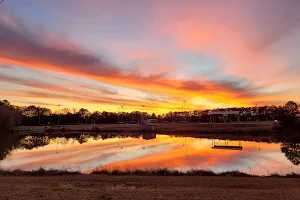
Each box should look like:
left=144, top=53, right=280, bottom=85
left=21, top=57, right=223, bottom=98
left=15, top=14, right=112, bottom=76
left=1, top=1, right=300, bottom=112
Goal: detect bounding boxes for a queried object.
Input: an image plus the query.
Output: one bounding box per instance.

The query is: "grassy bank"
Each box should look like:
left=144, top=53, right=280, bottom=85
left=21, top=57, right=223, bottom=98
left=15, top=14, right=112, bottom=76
left=10, top=121, right=300, bottom=143
left=1, top=168, right=299, bottom=199
left=13, top=122, right=275, bottom=135
left=92, top=168, right=300, bottom=178
left=1, top=168, right=299, bottom=178
left=1, top=175, right=300, bottom=200
left=0, top=168, right=80, bottom=176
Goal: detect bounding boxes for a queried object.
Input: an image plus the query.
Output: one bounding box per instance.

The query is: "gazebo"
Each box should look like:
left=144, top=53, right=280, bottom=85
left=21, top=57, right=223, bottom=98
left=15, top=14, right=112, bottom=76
left=211, top=139, right=243, bottom=150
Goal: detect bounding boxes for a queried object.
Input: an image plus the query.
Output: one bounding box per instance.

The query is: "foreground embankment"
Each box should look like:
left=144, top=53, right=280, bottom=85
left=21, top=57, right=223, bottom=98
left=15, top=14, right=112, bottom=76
left=0, top=174, right=299, bottom=200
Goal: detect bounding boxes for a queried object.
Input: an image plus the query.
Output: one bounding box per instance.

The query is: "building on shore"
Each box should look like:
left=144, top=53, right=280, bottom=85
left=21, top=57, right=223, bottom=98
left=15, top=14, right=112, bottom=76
left=142, top=133, right=156, bottom=140
left=209, top=109, right=240, bottom=123
left=173, top=111, right=190, bottom=123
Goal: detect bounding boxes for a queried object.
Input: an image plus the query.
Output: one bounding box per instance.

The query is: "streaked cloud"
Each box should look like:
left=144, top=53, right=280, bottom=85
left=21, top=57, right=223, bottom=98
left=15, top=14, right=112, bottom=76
left=1, top=135, right=298, bottom=175
left=1, top=0, right=300, bottom=111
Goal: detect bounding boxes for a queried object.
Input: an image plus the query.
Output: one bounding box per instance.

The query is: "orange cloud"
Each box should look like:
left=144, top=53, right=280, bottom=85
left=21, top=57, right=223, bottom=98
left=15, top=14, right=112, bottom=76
left=1, top=4, right=299, bottom=109
left=145, top=0, right=300, bottom=91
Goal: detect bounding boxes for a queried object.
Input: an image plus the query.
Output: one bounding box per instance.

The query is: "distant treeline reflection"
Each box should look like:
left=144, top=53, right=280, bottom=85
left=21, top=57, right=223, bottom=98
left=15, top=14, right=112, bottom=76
left=0, top=133, right=141, bottom=160
left=0, top=133, right=299, bottom=166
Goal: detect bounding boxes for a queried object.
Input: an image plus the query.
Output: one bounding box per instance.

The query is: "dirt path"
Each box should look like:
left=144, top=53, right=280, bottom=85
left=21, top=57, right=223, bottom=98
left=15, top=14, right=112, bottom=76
left=0, top=175, right=299, bottom=200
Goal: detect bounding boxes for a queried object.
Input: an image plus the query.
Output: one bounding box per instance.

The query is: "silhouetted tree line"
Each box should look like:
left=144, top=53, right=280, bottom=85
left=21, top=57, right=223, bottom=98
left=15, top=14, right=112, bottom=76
left=280, top=101, right=300, bottom=125
left=0, top=100, right=22, bottom=132
left=1, top=100, right=299, bottom=131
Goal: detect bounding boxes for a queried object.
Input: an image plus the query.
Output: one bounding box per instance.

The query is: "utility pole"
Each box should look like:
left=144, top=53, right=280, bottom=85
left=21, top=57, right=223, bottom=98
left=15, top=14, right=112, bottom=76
left=57, top=104, right=60, bottom=125
left=141, top=105, right=145, bottom=122
left=172, top=108, right=176, bottom=123
left=78, top=112, right=80, bottom=124
left=256, top=104, right=258, bottom=121
left=118, top=107, right=120, bottom=123
left=38, top=108, right=41, bottom=125
left=121, top=106, right=123, bottom=122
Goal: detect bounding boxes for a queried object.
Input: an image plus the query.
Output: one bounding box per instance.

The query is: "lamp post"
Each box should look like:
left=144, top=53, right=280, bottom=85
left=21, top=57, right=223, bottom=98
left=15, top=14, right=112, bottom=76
left=141, top=105, right=145, bottom=122
left=121, top=106, right=123, bottom=122
left=38, top=108, right=41, bottom=125
left=118, top=107, right=120, bottom=123
left=172, top=108, right=174, bottom=123
left=57, top=104, right=61, bottom=125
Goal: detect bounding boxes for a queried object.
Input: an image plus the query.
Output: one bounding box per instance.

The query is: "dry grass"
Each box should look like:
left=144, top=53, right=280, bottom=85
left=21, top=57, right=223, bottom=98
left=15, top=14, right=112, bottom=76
left=1, top=168, right=299, bottom=178
left=91, top=168, right=300, bottom=178
left=14, top=122, right=274, bottom=134
left=11, top=122, right=283, bottom=143
left=0, top=175, right=299, bottom=200
left=0, top=168, right=80, bottom=176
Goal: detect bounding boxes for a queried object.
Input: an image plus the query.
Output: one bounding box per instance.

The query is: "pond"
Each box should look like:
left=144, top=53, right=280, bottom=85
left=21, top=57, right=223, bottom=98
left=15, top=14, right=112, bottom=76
left=0, top=133, right=299, bottom=175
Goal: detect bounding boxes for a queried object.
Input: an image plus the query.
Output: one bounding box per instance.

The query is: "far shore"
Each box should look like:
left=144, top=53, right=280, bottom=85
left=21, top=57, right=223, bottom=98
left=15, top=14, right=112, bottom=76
left=11, top=121, right=299, bottom=143
left=13, top=121, right=275, bottom=134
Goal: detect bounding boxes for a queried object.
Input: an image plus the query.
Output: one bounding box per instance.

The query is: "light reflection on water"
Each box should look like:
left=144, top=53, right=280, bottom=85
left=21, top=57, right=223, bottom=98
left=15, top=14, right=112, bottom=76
left=0, top=133, right=299, bottom=175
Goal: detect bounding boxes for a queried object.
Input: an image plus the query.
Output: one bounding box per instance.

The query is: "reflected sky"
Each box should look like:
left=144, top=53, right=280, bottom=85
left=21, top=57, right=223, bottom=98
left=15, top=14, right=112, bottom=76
left=0, top=134, right=299, bottom=175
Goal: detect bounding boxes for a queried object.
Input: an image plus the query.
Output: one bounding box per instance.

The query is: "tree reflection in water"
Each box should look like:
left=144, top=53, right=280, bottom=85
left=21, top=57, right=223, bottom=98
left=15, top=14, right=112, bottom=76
left=0, top=135, right=51, bottom=160
left=0, top=133, right=142, bottom=160
left=19, top=136, right=51, bottom=150
left=0, top=135, right=21, bottom=160
left=281, top=143, right=300, bottom=165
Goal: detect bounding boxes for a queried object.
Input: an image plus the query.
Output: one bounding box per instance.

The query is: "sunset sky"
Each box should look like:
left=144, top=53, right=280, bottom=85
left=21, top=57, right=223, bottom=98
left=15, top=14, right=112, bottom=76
left=1, top=0, right=300, bottom=113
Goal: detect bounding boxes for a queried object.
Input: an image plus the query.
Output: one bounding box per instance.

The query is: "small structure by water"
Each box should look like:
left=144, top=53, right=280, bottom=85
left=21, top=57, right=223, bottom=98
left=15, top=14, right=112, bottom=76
left=140, top=119, right=157, bottom=131
left=209, top=110, right=240, bottom=123
left=142, top=133, right=156, bottom=140
left=211, top=139, right=243, bottom=150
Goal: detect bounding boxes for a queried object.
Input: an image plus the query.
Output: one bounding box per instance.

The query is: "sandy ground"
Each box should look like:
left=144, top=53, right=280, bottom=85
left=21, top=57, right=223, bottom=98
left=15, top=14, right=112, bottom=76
left=0, top=175, right=299, bottom=200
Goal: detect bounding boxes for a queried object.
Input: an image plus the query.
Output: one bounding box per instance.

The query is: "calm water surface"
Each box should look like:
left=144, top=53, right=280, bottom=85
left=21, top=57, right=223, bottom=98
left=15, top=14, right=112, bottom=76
left=0, top=133, right=299, bottom=175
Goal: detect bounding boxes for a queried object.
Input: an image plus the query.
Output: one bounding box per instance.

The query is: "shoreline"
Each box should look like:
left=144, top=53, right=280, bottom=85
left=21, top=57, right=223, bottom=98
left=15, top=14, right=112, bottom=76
left=2, top=123, right=300, bottom=199
left=7, top=122, right=300, bottom=143
left=12, top=122, right=276, bottom=133
left=1, top=168, right=299, bottom=178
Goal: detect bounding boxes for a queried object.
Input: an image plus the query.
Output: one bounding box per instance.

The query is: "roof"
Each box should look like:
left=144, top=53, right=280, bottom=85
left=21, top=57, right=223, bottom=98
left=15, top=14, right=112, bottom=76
left=211, top=145, right=243, bottom=150
left=209, top=111, right=240, bottom=115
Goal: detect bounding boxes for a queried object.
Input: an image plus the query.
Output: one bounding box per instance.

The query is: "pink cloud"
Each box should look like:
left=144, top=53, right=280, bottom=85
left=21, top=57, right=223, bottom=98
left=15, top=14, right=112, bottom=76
left=1, top=0, right=300, bottom=109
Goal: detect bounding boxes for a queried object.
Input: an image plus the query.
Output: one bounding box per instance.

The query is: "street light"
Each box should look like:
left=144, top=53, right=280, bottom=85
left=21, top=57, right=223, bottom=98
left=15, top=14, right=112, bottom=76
left=57, top=104, right=61, bottom=125
left=38, top=108, right=41, bottom=125
left=121, top=106, right=123, bottom=122
left=118, top=107, right=120, bottom=123
left=141, top=105, right=145, bottom=122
